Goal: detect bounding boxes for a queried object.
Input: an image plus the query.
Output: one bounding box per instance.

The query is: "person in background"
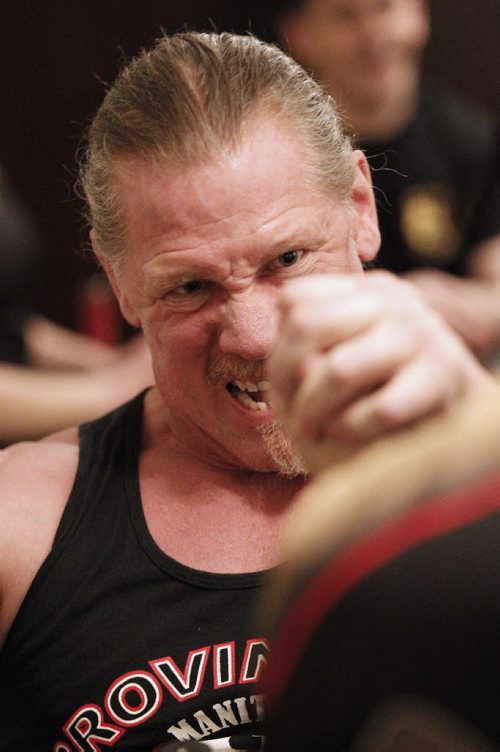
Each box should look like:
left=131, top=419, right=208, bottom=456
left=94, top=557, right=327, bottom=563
left=274, top=0, right=500, bottom=360
left=0, top=162, right=153, bottom=443
left=0, top=31, right=496, bottom=750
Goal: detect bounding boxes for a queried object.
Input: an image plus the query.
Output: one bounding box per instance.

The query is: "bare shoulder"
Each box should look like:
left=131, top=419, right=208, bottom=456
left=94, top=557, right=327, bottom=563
left=0, top=428, right=80, bottom=645
left=0, top=427, right=79, bottom=497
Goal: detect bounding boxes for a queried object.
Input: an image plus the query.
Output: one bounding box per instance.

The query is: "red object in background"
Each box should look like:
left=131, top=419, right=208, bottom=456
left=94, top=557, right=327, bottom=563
left=76, top=274, right=123, bottom=345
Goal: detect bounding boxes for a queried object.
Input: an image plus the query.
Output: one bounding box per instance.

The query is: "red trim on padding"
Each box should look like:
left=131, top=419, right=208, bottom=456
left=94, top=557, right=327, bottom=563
left=264, top=472, right=500, bottom=708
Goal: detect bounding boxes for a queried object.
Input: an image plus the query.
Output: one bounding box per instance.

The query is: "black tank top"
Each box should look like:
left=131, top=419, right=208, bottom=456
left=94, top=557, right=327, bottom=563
left=0, top=392, right=270, bottom=751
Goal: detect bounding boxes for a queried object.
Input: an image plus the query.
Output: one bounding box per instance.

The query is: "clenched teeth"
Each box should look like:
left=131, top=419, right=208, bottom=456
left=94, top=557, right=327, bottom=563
left=236, top=393, right=269, bottom=411
left=228, top=379, right=272, bottom=410
left=234, top=380, right=270, bottom=393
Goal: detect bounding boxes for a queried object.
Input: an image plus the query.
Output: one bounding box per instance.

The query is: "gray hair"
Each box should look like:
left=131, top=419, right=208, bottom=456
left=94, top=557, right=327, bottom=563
left=79, top=31, right=354, bottom=268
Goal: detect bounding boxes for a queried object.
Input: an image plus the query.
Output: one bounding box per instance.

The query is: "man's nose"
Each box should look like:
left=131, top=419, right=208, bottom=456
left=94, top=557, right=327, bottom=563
left=217, top=286, right=278, bottom=361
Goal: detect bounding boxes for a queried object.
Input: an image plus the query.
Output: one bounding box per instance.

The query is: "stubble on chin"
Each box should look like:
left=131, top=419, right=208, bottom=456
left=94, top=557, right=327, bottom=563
left=208, top=355, right=306, bottom=477
left=257, top=421, right=307, bottom=479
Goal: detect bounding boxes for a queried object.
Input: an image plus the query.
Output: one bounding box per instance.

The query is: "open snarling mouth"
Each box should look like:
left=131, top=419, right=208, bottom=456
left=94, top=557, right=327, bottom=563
left=226, top=379, right=271, bottom=411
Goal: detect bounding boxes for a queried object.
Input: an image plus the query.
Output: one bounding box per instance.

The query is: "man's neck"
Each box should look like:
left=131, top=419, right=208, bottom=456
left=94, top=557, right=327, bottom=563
left=140, top=445, right=306, bottom=573
left=139, top=390, right=307, bottom=573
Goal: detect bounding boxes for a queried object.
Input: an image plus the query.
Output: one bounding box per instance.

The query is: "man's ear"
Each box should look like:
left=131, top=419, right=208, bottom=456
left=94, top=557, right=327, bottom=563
left=89, top=229, right=141, bottom=328
left=350, top=150, right=380, bottom=264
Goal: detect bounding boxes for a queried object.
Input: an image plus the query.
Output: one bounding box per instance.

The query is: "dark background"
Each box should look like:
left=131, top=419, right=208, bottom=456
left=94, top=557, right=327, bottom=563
left=0, top=0, right=498, bottom=333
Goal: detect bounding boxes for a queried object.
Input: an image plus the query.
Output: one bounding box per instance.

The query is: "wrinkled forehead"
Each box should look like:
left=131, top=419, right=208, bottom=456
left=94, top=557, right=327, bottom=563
left=113, top=114, right=328, bottom=212
left=110, top=116, right=340, bottom=255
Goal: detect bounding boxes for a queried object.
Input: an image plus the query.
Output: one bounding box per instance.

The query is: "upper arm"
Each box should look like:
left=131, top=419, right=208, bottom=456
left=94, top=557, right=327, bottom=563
left=0, top=437, right=79, bottom=647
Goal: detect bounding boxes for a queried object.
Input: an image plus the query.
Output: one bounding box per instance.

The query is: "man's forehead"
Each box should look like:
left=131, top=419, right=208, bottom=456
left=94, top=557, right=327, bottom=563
left=117, top=113, right=307, bottom=176
left=114, top=119, right=326, bottom=227
left=113, top=145, right=348, bottom=276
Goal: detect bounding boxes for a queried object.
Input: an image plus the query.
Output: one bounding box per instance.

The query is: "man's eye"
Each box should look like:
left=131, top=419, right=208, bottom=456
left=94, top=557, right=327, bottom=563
left=175, top=280, right=208, bottom=296
left=275, top=250, right=303, bottom=268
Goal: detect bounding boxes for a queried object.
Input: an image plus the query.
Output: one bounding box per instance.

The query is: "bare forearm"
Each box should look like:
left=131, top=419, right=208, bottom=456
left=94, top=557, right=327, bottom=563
left=406, top=271, right=500, bottom=360
left=24, top=316, right=118, bottom=371
left=0, top=364, right=115, bottom=443
left=0, top=326, right=154, bottom=443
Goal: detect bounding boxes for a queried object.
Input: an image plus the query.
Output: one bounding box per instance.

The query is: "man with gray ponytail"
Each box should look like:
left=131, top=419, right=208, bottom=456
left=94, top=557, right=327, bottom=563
left=0, top=31, right=495, bottom=751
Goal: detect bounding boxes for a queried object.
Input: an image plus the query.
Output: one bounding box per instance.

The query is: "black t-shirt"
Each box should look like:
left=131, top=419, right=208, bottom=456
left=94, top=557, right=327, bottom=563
left=361, top=85, right=499, bottom=275
left=0, top=393, right=269, bottom=751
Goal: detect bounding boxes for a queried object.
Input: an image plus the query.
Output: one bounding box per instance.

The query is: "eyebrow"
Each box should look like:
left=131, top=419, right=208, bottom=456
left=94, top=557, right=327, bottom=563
left=146, top=228, right=317, bottom=270
left=141, top=207, right=333, bottom=289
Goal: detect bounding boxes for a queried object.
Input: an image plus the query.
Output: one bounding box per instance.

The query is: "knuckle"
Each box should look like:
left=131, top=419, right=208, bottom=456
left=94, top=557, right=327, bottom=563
left=283, top=305, right=312, bottom=338
left=324, top=353, right=353, bottom=384
left=371, top=397, right=406, bottom=431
